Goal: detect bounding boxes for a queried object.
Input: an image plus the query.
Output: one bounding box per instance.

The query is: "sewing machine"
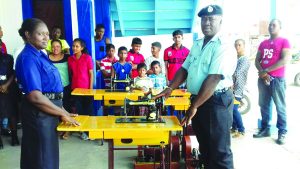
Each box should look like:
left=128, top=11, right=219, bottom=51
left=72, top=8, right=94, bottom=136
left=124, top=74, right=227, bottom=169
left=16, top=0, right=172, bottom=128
left=110, top=75, right=132, bottom=91
left=115, top=98, right=165, bottom=123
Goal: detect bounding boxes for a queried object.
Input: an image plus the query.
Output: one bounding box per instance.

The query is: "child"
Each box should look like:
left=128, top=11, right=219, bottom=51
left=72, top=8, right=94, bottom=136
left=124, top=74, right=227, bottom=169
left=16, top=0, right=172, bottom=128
left=164, top=30, right=189, bottom=84
left=100, top=44, right=118, bottom=89
left=145, top=42, right=166, bottom=75
left=126, top=37, right=145, bottom=78
left=148, top=61, right=167, bottom=94
left=133, top=63, right=153, bottom=116
left=68, top=38, right=93, bottom=140
left=111, top=46, right=132, bottom=90
left=133, top=63, right=153, bottom=96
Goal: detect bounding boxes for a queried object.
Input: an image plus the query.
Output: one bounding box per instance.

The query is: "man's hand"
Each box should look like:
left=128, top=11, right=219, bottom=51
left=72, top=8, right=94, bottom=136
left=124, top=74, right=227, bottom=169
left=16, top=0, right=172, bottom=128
left=152, top=87, right=172, bottom=100
left=61, top=114, right=80, bottom=126
left=258, top=70, right=268, bottom=79
left=180, top=106, right=197, bottom=126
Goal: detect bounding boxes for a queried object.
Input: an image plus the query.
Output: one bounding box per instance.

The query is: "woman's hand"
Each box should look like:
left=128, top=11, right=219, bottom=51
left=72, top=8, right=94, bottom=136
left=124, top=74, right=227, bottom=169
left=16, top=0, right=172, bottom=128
left=0, top=84, right=8, bottom=93
left=61, top=114, right=80, bottom=126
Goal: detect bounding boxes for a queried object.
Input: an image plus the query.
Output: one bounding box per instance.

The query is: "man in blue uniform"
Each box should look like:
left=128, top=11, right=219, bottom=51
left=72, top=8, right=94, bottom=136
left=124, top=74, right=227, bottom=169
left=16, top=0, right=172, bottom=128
left=154, top=5, right=236, bottom=169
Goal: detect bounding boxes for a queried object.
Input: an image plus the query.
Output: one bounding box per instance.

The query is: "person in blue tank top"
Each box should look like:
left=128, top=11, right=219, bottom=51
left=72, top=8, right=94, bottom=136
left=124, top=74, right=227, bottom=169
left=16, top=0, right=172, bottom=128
left=95, top=24, right=111, bottom=90
left=95, top=24, right=111, bottom=68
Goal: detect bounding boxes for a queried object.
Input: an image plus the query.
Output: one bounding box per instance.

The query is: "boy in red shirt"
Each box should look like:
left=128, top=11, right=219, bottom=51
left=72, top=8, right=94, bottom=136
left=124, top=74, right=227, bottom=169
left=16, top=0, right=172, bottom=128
left=126, top=37, right=145, bottom=78
left=100, top=44, right=118, bottom=88
left=164, top=30, right=189, bottom=84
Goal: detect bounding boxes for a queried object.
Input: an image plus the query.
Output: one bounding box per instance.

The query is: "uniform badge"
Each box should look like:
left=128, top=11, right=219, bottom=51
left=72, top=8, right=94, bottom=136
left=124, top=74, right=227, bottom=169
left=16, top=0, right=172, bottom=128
left=263, top=60, right=269, bottom=64
left=168, top=51, right=172, bottom=56
left=208, top=6, right=213, bottom=13
left=121, top=69, right=125, bottom=73
left=0, top=75, right=7, bottom=80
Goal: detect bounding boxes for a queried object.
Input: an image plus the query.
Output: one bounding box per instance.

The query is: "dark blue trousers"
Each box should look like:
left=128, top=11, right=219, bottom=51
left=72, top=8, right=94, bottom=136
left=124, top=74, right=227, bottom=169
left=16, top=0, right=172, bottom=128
left=192, top=89, right=234, bottom=169
left=21, top=98, right=60, bottom=169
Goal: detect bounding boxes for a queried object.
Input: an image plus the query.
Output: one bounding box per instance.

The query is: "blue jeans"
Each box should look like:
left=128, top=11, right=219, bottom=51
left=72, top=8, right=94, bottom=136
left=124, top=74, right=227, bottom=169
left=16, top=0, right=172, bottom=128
left=232, top=97, right=245, bottom=132
left=258, top=77, right=287, bottom=134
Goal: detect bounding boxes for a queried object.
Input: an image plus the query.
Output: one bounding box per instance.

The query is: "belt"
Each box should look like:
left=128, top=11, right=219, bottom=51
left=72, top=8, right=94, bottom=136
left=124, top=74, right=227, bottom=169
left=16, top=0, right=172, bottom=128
left=43, top=92, right=63, bottom=100
left=190, top=87, right=231, bottom=100
left=214, top=87, right=230, bottom=95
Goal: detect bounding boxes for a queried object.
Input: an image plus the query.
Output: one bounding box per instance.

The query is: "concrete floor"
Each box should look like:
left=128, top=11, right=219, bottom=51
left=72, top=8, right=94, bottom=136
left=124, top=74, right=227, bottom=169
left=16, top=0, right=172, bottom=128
left=1, top=64, right=300, bottom=169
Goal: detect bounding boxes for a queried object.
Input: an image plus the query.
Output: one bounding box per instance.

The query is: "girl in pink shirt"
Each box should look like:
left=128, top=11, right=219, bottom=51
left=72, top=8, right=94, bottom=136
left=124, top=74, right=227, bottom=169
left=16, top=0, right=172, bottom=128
left=68, top=38, right=94, bottom=117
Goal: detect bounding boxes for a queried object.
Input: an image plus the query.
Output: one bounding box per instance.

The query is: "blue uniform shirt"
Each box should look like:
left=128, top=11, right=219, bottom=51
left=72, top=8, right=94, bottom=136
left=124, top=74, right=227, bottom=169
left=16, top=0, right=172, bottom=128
left=182, top=33, right=236, bottom=95
left=16, top=44, right=63, bottom=94
left=113, top=62, right=132, bottom=89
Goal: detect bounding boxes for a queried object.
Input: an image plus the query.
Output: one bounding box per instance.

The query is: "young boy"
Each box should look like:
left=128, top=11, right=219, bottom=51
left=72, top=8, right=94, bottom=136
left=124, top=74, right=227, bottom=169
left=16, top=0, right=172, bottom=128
left=145, top=42, right=165, bottom=75
left=111, top=46, right=132, bottom=90
left=126, top=37, right=145, bottom=78
left=100, top=44, right=118, bottom=88
left=148, top=61, right=167, bottom=94
left=164, top=30, right=189, bottom=84
left=133, top=63, right=153, bottom=116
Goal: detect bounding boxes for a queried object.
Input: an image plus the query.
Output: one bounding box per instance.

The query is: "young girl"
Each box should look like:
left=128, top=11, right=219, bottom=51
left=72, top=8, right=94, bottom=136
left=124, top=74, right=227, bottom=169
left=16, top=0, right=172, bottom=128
left=68, top=38, right=93, bottom=140
left=68, top=39, right=93, bottom=113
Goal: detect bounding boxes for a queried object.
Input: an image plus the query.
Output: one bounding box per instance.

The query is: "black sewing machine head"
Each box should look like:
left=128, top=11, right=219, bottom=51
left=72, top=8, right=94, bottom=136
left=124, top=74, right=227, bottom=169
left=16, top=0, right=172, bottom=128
left=115, top=98, right=165, bottom=123
left=110, top=75, right=133, bottom=91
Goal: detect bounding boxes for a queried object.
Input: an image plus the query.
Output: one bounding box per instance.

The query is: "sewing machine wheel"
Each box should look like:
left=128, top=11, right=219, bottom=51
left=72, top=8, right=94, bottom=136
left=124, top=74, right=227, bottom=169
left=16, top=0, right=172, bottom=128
left=147, top=111, right=156, bottom=121
left=170, top=136, right=180, bottom=162
left=183, top=135, right=202, bottom=169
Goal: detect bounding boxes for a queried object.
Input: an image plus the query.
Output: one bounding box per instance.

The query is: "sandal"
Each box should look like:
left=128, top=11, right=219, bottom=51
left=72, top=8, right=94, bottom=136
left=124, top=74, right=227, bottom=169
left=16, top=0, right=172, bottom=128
left=61, top=132, right=69, bottom=140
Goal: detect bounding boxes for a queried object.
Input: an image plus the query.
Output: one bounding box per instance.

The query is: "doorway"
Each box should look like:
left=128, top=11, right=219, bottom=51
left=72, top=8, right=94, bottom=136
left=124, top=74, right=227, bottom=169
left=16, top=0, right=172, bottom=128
left=32, top=0, right=65, bottom=39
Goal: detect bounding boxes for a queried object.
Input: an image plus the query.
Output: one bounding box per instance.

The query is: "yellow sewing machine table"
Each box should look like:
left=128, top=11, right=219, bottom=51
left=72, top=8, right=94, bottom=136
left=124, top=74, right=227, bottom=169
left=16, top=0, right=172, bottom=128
left=71, top=88, right=144, bottom=106
left=57, top=115, right=182, bottom=169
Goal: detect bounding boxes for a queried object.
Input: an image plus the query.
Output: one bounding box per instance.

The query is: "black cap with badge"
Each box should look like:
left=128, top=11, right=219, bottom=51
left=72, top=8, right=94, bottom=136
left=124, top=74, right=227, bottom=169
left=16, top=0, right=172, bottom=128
left=198, top=5, right=223, bottom=17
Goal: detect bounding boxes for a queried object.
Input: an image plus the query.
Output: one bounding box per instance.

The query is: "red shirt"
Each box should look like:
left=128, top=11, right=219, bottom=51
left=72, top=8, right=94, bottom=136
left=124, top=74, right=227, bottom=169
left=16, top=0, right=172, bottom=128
left=68, top=53, right=93, bottom=89
left=164, top=44, right=189, bottom=81
left=1, top=41, right=7, bottom=54
left=100, top=56, right=118, bottom=88
left=258, top=37, right=291, bottom=77
left=126, top=50, right=145, bottom=78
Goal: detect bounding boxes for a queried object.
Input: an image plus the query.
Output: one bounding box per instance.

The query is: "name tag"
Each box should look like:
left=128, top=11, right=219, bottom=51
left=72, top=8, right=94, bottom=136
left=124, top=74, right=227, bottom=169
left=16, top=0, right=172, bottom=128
left=0, top=75, right=7, bottom=80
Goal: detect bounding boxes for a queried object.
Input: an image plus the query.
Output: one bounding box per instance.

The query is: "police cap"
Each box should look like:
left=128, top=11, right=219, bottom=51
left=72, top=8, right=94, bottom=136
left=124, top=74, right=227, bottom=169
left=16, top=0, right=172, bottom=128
left=198, top=5, right=223, bottom=17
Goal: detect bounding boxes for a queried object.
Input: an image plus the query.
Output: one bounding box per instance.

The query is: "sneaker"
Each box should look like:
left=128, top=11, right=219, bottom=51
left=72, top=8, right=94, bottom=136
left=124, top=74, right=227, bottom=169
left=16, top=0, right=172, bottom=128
left=232, top=132, right=245, bottom=138
left=253, top=128, right=271, bottom=138
left=276, top=133, right=286, bottom=145
left=80, top=132, right=89, bottom=141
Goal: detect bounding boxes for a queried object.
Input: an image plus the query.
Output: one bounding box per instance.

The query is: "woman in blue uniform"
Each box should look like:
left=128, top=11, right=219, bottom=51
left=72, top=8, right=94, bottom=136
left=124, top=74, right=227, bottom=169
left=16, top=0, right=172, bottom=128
left=16, top=18, right=80, bottom=169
